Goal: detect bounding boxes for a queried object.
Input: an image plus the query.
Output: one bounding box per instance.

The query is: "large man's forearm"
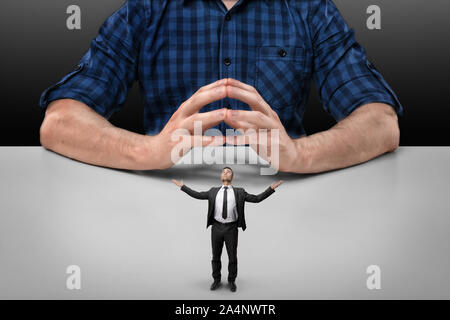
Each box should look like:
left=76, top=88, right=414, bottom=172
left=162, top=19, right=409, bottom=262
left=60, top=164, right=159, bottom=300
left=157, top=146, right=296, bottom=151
left=293, top=103, right=400, bottom=173
left=39, top=99, right=156, bottom=170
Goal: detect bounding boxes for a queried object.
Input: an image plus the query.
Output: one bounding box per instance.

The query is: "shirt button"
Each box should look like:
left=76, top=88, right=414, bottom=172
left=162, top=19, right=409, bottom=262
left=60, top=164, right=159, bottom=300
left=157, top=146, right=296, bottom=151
left=223, top=58, right=231, bottom=66
left=225, top=13, right=231, bottom=21
left=278, top=49, right=287, bottom=57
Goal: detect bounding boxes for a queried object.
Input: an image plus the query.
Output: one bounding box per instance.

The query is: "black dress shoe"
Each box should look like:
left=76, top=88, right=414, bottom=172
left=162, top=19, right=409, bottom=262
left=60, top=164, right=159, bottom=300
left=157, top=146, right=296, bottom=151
left=210, top=280, right=221, bottom=291
left=229, top=281, right=237, bottom=292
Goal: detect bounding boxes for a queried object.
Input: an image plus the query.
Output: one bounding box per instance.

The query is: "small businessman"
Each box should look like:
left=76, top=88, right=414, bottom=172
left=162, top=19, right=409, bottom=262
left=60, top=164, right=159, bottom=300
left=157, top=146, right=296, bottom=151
left=171, top=167, right=283, bottom=292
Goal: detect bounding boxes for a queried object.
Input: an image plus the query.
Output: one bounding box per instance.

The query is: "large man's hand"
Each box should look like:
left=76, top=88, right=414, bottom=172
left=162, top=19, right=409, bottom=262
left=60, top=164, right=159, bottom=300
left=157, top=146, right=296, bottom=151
left=143, top=80, right=229, bottom=169
left=223, top=78, right=303, bottom=173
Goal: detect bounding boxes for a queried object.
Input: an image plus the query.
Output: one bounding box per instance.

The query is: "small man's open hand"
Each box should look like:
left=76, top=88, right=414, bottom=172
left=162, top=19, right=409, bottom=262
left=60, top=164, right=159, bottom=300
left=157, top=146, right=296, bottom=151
left=270, top=180, right=283, bottom=190
left=172, top=179, right=184, bottom=187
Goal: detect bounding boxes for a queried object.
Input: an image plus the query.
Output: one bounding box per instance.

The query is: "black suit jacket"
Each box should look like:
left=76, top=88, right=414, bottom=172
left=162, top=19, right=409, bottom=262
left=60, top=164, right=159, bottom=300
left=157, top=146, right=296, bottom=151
left=180, top=184, right=275, bottom=231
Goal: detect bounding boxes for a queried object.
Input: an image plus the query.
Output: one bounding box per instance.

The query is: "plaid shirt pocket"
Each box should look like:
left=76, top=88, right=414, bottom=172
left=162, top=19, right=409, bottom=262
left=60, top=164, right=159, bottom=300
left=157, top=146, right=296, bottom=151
left=255, top=46, right=307, bottom=110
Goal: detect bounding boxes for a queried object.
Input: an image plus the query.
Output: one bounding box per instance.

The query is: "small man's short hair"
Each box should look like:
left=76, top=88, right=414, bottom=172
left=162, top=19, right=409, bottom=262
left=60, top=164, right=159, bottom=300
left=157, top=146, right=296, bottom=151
left=222, top=166, right=233, bottom=177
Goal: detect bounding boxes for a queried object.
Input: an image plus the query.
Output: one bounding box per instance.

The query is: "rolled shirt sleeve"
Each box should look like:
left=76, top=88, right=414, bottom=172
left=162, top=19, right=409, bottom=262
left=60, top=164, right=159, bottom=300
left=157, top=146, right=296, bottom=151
left=309, top=0, right=404, bottom=121
left=38, top=0, right=147, bottom=119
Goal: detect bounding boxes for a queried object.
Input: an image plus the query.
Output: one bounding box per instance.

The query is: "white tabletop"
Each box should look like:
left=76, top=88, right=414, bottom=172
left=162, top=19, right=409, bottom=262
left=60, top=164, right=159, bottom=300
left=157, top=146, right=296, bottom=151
left=0, top=146, right=449, bottom=299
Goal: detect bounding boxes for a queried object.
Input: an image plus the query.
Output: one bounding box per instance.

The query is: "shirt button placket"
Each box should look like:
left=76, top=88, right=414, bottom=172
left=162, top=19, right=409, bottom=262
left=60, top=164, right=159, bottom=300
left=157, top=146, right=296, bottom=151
left=221, top=8, right=235, bottom=127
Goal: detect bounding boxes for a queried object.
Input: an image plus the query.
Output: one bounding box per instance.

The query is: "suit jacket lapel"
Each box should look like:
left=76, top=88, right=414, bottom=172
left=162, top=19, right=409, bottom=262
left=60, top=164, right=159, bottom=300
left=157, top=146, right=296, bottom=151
left=233, top=187, right=239, bottom=204
left=211, top=187, right=221, bottom=207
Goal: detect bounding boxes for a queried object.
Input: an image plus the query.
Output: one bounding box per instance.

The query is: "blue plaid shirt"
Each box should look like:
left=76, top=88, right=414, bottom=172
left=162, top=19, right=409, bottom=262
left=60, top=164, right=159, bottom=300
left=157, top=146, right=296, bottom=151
left=39, top=0, right=403, bottom=138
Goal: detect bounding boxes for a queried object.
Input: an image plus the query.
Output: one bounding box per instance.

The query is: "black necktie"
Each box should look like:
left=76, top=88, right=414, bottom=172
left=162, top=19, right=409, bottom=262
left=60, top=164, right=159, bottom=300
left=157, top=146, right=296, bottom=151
left=222, top=186, right=228, bottom=219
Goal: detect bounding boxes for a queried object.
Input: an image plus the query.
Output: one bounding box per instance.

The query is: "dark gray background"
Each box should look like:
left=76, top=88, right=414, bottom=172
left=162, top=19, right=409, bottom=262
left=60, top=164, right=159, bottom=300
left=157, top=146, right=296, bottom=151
left=1, top=0, right=449, bottom=146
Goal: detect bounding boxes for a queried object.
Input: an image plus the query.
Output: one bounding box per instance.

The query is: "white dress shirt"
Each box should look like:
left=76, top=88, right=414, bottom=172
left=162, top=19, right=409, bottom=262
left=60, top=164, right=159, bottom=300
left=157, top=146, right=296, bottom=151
left=214, top=185, right=238, bottom=223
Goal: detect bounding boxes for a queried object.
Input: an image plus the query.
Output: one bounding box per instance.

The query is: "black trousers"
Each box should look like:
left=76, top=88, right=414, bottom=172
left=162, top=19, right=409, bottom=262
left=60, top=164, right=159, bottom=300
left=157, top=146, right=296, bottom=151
left=211, top=219, right=238, bottom=282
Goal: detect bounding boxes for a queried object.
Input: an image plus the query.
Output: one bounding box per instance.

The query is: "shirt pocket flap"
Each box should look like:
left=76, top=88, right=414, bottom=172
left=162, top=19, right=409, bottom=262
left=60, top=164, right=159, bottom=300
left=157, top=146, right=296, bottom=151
left=258, top=46, right=305, bottom=63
